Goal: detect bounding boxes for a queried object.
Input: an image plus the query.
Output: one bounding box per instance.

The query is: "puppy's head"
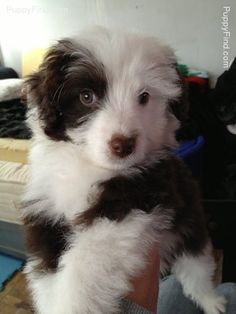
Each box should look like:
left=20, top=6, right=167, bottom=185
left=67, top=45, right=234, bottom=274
left=27, top=27, right=182, bottom=170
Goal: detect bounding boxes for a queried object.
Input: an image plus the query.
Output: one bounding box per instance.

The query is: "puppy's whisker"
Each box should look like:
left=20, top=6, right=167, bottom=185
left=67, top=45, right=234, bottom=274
left=51, top=82, right=65, bottom=104
left=76, top=114, right=91, bottom=125
left=56, top=81, right=66, bottom=103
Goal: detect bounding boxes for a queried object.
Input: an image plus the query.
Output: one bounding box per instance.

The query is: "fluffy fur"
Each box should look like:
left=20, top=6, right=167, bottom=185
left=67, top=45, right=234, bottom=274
left=22, top=27, right=226, bottom=314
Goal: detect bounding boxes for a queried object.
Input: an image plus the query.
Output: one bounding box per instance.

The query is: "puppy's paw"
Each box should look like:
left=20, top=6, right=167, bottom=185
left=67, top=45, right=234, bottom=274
left=202, top=295, right=227, bottom=314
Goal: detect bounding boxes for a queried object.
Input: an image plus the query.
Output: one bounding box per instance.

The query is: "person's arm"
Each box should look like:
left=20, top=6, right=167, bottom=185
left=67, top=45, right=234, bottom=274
left=124, top=246, right=160, bottom=313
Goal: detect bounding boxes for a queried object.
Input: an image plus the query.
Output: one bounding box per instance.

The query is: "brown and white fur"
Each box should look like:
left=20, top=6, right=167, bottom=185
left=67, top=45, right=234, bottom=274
left=22, top=27, right=226, bottom=314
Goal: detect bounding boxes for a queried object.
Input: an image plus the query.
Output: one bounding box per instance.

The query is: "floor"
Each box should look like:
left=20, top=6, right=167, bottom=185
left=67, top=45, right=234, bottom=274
left=0, top=272, right=33, bottom=314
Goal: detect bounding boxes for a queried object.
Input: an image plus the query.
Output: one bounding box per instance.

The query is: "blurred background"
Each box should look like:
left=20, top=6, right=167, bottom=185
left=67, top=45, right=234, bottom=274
left=0, top=0, right=235, bottom=83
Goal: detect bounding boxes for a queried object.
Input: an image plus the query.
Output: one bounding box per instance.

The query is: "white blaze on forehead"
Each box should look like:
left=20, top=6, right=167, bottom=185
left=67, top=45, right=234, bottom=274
left=78, top=27, right=181, bottom=100
left=79, top=30, right=179, bottom=120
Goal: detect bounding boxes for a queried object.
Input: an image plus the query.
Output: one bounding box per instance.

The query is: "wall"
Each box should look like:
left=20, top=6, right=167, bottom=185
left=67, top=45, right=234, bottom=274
left=0, top=0, right=235, bottom=84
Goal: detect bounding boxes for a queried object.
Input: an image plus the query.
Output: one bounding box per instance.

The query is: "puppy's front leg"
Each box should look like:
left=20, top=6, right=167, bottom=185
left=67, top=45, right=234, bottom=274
left=26, top=211, right=155, bottom=314
left=172, top=242, right=226, bottom=314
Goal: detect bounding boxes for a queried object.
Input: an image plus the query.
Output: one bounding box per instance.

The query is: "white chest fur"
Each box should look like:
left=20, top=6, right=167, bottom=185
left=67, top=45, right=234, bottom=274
left=24, top=139, right=113, bottom=221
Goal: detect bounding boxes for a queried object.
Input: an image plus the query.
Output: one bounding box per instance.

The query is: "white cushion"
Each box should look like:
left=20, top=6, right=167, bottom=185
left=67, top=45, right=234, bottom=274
left=0, top=78, right=24, bottom=102
left=0, top=160, right=29, bottom=224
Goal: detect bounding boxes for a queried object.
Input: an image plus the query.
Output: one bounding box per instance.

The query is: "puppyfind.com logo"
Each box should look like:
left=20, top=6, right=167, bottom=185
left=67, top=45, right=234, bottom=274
left=221, top=6, right=232, bottom=69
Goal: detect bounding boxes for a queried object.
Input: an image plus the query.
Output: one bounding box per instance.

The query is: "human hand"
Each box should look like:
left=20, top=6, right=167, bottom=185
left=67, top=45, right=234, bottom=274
left=126, top=246, right=160, bottom=313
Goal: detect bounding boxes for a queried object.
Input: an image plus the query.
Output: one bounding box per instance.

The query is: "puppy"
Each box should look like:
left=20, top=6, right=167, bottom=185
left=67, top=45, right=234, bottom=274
left=22, top=27, right=226, bottom=314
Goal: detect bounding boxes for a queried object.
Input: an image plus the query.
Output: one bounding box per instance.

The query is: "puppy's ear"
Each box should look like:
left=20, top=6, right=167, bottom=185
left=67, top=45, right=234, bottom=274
left=158, top=45, right=189, bottom=120
left=26, top=40, right=79, bottom=140
left=169, top=66, right=189, bottom=122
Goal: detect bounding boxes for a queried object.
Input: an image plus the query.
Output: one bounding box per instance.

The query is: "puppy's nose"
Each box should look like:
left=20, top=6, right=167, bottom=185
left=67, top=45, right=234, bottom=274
left=109, top=134, right=136, bottom=158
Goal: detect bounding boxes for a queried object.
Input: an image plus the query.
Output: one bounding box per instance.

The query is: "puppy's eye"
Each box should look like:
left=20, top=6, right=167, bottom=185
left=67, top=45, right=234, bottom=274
left=138, top=92, right=150, bottom=106
left=80, top=89, right=96, bottom=106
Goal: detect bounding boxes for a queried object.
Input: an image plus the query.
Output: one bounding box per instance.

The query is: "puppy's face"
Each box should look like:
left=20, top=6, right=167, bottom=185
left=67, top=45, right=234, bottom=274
left=27, top=28, right=181, bottom=170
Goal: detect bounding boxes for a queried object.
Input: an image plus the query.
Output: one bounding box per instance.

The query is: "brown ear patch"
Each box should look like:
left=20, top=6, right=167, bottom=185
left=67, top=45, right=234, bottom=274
left=26, top=40, right=107, bottom=141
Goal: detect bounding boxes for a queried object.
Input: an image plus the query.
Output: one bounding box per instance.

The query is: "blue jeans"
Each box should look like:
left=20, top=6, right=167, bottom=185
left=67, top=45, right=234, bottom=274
left=158, top=275, right=236, bottom=314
